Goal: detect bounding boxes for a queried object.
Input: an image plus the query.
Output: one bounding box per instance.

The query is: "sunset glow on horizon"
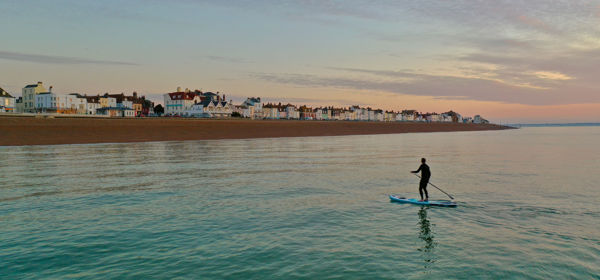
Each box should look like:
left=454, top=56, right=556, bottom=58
left=2, top=0, right=600, bottom=123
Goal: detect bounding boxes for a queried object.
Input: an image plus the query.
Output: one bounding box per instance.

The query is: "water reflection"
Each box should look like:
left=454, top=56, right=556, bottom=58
left=417, top=206, right=436, bottom=267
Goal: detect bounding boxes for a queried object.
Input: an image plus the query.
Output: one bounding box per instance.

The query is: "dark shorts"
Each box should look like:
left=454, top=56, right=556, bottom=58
left=420, top=179, right=429, bottom=189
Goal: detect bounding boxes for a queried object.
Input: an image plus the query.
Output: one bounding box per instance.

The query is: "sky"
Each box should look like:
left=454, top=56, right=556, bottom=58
left=2, top=0, right=600, bottom=123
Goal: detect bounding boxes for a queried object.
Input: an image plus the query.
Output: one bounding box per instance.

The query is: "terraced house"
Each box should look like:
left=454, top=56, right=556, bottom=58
left=163, top=88, right=202, bottom=116
left=22, top=81, right=47, bottom=113
left=0, top=87, right=15, bottom=113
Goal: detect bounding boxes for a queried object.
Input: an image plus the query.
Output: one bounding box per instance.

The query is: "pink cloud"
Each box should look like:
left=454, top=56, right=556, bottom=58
left=516, top=15, right=557, bottom=33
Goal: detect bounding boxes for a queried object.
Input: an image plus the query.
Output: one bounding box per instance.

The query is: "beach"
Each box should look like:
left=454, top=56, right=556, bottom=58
left=0, top=116, right=511, bottom=146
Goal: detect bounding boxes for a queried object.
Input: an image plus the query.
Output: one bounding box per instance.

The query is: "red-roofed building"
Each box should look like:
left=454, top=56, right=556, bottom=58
left=163, top=88, right=203, bottom=116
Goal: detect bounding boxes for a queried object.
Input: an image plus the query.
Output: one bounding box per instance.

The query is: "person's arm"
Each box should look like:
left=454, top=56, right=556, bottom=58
left=411, top=165, right=422, bottom=173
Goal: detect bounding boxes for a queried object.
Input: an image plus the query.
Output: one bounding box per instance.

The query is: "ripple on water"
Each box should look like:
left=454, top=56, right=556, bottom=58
left=2, top=129, right=600, bottom=279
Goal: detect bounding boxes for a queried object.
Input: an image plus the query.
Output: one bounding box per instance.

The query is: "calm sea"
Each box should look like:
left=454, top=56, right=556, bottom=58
left=1, top=127, right=599, bottom=279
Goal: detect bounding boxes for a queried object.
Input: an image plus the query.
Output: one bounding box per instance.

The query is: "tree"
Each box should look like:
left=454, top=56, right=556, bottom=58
left=154, top=104, right=164, bottom=116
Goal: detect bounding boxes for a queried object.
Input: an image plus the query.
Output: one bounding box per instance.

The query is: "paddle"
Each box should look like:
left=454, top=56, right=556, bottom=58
left=413, top=173, right=455, bottom=200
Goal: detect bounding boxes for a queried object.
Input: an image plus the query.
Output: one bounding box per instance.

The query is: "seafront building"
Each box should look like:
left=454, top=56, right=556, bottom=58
left=239, top=97, right=262, bottom=119
left=22, top=82, right=47, bottom=113
left=2, top=82, right=489, bottom=123
left=0, top=87, right=16, bottom=113
left=198, top=96, right=234, bottom=118
left=5, top=82, right=154, bottom=117
left=35, top=90, right=66, bottom=113
left=103, top=92, right=154, bottom=117
left=165, top=87, right=235, bottom=118
left=164, top=88, right=202, bottom=116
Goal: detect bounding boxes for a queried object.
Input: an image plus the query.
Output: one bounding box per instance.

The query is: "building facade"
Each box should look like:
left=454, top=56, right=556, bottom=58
left=100, top=97, right=117, bottom=108
left=163, top=90, right=202, bottom=116
left=241, top=97, right=262, bottom=119
left=0, top=88, right=16, bottom=113
left=36, top=92, right=67, bottom=113
left=22, top=82, right=47, bottom=113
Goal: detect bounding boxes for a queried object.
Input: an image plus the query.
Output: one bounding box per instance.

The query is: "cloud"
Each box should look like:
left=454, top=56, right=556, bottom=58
left=252, top=59, right=600, bottom=106
left=516, top=15, right=559, bottom=34
left=262, top=96, right=361, bottom=106
left=532, top=71, right=573, bottom=81
left=253, top=71, right=539, bottom=104
left=205, top=55, right=250, bottom=64
left=329, top=67, right=549, bottom=90
left=0, top=50, right=138, bottom=66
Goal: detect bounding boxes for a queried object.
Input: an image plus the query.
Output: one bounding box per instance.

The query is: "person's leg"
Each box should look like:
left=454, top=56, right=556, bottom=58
left=419, top=182, right=424, bottom=200
left=423, top=184, right=429, bottom=201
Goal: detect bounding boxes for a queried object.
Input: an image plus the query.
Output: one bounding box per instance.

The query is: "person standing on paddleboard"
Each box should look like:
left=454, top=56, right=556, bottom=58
left=411, top=158, right=430, bottom=202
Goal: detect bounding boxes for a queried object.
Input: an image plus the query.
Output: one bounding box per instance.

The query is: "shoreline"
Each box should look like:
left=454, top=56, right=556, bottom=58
left=1, top=116, right=514, bottom=146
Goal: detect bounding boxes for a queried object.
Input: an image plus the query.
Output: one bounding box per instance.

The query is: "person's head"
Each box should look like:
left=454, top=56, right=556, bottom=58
left=421, top=158, right=426, bottom=163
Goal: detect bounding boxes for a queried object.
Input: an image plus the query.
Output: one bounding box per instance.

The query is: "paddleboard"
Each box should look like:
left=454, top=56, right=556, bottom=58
left=389, top=194, right=457, bottom=207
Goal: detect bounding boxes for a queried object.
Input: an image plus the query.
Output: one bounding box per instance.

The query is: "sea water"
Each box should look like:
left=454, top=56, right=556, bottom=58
left=1, top=127, right=599, bottom=279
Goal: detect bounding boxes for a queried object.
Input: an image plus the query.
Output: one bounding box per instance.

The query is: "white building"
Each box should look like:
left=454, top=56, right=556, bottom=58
left=66, top=94, right=87, bottom=114
left=200, top=99, right=234, bottom=118
left=184, top=103, right=207, bottom=117
left=367, top=109, right=375, bottom=121
left=344, top=110, right=356, bottom=121
left=401, top=110, right=418, bottom=121
left=36, top=92, right=67, bottom=112
left=472, top=115, right=488, bottom=124
left=278, top=108, right=287, bottom=119
left=262, top=104, right=279, bottom=119
left=374, top=110, right=384, bottom=122
left=241, top=97, right=262, bottom=119
left=124, top=108, right=135, bottom=117
left=456, top=113, right=463, bottom=123
left=285, top=105, right=299, bottom=119
left=96, top=107, right=134, bottom=117
left=163, top=89, right=202, bottom=116
left=440, top=113, right=453, bottom=122
left=314, top=108, right=323, bottom=120
left=395, top=113, right=403, bottom=122
left=0, top=88, right=16, bottom=113
left=354, top=107, right=368, bottom=121
left=86, top=102, right=99, bottom=115
left=22, top=82, right=47, bottom=113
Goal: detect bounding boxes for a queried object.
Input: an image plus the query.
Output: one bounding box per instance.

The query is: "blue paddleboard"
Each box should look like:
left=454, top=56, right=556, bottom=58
left=389, top=194, right=457, bottom=207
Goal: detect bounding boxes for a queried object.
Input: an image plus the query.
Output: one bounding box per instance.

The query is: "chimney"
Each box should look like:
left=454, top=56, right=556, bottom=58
left=177, top=86, right=182, bottom=92
left=49, top=86, right=53, bottom=93
left=133, top=91, right=137, bottom=98
left=37, top=81, right=43, bottom=85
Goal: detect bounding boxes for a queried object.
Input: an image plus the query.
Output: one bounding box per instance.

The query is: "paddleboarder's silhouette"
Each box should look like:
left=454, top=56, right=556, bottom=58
left=411, top=158, right=430, bottom=202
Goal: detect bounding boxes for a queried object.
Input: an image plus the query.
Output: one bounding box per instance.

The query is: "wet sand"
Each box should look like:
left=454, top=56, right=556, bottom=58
left=1, top=116, right=512, bottom=146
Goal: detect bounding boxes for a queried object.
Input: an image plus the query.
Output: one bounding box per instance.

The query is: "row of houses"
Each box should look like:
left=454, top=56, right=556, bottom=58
left=1, top=82, right=154, bottom=117
left=258, top=104, right=475, bottom=123
left=3, top=83, right=490, bottom=124
left=163, top=87, right=236, bottom=118
left=163, top=87, right=489, bottom=123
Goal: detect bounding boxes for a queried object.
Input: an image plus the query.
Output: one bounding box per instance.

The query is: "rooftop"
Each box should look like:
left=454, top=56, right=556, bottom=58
left=24, top=82, right=43, bottom=88
left=0, top=87, right=13, bottom=97
left=167, top=91, right=197, bottom=100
